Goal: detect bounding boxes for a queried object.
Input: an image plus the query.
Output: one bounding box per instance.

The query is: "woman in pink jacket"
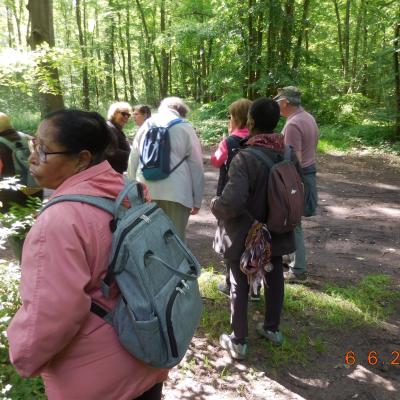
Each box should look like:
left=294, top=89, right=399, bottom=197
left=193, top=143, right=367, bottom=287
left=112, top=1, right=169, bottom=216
left=7, top=110, right=168, bottom=400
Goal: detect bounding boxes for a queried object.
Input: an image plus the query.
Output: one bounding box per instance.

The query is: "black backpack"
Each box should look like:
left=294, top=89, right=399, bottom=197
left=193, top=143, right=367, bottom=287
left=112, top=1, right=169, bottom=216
left=245, top=145, right=304, bottom=234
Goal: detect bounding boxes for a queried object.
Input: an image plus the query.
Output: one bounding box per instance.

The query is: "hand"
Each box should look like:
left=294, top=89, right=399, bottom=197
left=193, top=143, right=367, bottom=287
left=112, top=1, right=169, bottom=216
left=190, top=207, right=200, bottom=215
left=139, top=182, right=151, bottom=202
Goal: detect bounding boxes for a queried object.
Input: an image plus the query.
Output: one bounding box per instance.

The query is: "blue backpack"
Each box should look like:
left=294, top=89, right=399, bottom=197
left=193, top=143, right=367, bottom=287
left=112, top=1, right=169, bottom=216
left=41, top=180, right=203, bottom=368
left=139, top=118, right=188, bottom=180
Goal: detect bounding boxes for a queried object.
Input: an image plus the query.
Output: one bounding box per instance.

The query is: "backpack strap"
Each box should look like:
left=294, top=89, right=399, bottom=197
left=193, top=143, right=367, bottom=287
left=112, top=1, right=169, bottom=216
left=243, top=146, right=275, bottom=169
left=166, top=118, right=183, bottom=129
left=0, top=135, right=18, bottom=152
left=41, top=194, right=115, bottom=215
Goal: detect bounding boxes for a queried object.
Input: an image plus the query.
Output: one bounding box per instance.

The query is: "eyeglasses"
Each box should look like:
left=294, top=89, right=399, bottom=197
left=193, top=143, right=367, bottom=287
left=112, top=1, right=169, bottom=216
left=28, top=138, right=76, bottom=163
left=119, top=111, right=131, bottom=118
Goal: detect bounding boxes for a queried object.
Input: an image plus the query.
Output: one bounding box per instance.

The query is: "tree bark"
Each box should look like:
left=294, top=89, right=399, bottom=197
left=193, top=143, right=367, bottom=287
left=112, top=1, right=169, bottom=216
left=6, top=5, right=15, bottom=47
left=280, top=0, right=295, bottom=72
left=350, top=0, right=365, bottom=92
left=75, top=0, right=90, bottom=110
left=344, top=0, right=351, bottom=86
left=136, top=0, right=162, bottom=101
left=160, top=0, right=169, bottom=98
left=118, top=12, right=128, bottom=101
left=27, top=0, right=64, bottom=117
left=394, top=21, right=400, bottom=138
left=292, top=0, right=310, bottom=70
left=333, top=0, right=345, bottom=74
left=126, top=5, right=136, bottom=104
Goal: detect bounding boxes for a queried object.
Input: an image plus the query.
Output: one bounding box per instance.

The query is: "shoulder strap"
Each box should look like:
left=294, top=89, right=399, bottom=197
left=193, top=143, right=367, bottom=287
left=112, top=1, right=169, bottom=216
left=283, top=144, right=293, bottom=161
left=243, top=146, right=275, bottom=169
left=40, top=180, right=144, bottom=219
left=166, top=118, right=183, bottom=129
left=0, top=136, right=18, bottom=151
left=41, top=195, right=115, bottom=215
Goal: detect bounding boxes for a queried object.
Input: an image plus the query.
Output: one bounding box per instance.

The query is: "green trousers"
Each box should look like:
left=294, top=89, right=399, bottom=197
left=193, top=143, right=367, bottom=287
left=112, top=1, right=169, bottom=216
left=155, top=200, right=191, bottom=242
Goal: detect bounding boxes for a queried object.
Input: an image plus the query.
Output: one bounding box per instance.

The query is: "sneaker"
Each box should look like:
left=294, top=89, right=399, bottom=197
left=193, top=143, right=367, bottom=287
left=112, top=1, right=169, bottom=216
left=256, top=323, right=283, bottom=346
left=284, top=270, right=307, bottom=282
left=219, top=333, right=247, bottom=360
left=217, top=282, right=230, bottom=297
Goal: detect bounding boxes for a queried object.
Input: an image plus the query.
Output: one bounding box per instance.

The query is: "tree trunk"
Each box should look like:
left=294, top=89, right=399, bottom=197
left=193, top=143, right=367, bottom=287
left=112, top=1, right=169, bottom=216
left=333, top=0, right=345, bottom=74
left=75, top=0, right=90, bottom=110
left=394, top=20, right=400, bottom=139
left=118, top=12, right=128, bottom=101
left=160, top=0, right=169, bottom=98
left=350, top=0, right=365, bottom=92
left=292, top=0, right=310, bottom=70
left=27, top=0, right=64, bottom=117
left=6, top=5, right=15, bottom=47
left=126, top=5, right=136, bottom=104
left=344, top=0, right=351, bottom=87
left=280, top=0, right=295, bottom=72
left=136, top=0, right=162, bottom=101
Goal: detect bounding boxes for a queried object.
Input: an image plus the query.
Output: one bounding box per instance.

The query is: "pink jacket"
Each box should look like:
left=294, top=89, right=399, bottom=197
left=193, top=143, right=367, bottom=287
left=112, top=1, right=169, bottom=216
left=210, top=128, right=249, bottom=168
left=7, top=161, right=168, bottom=400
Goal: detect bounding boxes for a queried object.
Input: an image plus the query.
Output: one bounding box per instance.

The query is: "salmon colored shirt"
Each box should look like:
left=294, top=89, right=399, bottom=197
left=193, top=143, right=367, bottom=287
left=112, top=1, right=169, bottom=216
left=7, top=161, right=168, bottom=400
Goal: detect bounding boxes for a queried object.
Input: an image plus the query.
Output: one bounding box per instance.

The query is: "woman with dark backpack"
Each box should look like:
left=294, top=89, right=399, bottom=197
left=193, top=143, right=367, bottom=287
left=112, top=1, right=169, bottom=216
left=211, top=97, right=301, bottom=360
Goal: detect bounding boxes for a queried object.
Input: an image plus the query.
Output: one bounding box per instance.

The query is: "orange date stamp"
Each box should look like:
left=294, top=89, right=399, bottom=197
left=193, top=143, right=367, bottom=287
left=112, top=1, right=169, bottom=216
left=345, top=350, right=400, bottom=366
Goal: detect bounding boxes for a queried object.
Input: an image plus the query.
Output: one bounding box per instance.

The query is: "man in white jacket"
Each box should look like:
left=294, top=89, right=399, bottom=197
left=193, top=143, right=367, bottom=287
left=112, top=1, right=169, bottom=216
left=128, top=97, right=204, bottom=241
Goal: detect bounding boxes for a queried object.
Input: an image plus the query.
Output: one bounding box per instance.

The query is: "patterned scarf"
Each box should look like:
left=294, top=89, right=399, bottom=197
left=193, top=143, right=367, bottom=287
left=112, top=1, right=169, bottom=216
left=245, top=132, right=284, bottom=151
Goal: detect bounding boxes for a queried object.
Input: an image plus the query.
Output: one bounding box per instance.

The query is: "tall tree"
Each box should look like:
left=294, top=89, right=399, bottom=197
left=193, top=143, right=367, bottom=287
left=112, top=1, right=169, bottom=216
left=26, top=0, right=64, bottom=116
left=75, top=0, right=90, bottom=110
left=394, top=20, right=400, bottom=138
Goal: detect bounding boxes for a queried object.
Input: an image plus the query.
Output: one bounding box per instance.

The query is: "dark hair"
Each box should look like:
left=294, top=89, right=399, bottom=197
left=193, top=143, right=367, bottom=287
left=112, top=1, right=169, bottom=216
left=45, top=109, right=112, bottom=164
left=133, top=104, right=151, bottom=119
left=248, top=97, right=280, bottom=133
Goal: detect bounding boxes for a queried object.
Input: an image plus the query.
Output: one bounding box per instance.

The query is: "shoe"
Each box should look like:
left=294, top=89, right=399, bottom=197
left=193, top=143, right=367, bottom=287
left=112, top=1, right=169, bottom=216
left=217, top=282, right=230, bottom=297
left=256, top=323, right=283, bottom=346
left=284, top=270, right=307, bottom=282
left=219, top=333, right=247, bottom=360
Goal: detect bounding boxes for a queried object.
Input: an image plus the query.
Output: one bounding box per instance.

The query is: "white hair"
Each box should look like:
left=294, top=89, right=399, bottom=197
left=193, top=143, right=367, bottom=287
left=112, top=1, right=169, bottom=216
left=107, top=101, right=132, bottom=120
left=158, top=97, right=190, bottom=118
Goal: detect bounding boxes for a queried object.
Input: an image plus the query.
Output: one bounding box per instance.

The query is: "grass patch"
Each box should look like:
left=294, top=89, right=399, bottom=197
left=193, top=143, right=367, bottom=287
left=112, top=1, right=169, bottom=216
left=198, top=267, right=230, bottom=338
left=324, top=274, right=400, bottom=322
left=285, top=274, right=400, bottom=327
left=318, top=124, right=400, bottom=154
left=197, top=268, right=400, bottom=368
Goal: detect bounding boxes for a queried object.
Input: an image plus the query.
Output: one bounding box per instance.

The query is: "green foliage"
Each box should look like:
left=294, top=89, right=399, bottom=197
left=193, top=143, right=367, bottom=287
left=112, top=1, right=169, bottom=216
left=0, top=196, right=42, bottom=242
left=0, top=262, right=46, bottom=400
left=308, top=94, right=374, bottom=126
left=318, top=124, right=400, bottom=154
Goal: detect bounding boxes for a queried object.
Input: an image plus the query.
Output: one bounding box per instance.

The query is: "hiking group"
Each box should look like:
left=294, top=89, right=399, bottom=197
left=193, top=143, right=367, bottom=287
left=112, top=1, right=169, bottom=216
left=2, top=86, right=319, bottom=399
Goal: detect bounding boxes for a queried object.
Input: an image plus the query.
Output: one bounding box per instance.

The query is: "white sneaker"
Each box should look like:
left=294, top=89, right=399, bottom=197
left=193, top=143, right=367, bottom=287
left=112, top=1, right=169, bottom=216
left=219, top=333, right=247, bottom=360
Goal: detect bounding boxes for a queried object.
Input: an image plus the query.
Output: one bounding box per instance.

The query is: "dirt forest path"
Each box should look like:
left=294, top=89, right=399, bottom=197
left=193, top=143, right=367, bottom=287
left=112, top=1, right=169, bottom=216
left=163, top=149, right=400, bottom=400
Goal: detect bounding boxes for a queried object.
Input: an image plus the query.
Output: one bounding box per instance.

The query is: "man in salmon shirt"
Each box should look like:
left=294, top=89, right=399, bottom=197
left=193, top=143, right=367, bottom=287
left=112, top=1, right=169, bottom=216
left=274, top=86, right=319, bottom=282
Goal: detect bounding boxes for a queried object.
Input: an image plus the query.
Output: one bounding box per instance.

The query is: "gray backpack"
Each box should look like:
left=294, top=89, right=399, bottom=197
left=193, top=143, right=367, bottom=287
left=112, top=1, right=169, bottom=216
left=41, top=180, right=202, bottom=368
